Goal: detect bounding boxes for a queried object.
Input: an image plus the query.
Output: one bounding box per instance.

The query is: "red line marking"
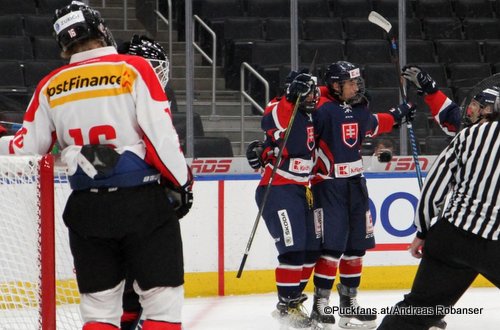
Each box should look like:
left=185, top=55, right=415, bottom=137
left=370, top=243, right=410, bottom=251
left=218, top=180, right=225, bottom=296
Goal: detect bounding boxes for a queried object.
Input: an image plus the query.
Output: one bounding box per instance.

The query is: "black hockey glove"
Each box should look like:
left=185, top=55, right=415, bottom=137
left=285, top=73, right=313, bottom=102
left=165, top=181, right=194, bottom=220
left=401, top=65, right=438, bottom=95
left=389, top=102, right=416, bottom=127
left=246, top=140, right=264, bottom=169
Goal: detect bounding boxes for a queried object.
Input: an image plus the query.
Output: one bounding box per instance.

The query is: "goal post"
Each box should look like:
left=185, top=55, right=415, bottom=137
left=0, top=154, right=82, bottom=330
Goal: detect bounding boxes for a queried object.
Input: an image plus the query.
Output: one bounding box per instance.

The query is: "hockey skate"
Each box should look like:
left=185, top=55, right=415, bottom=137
left=336, top=283, right=377, bottom=329
left=310, top=287, right=335, bottom=330
left=271, top=294, right=311, bottom=328
left=429, top=319, right=447, bottom=329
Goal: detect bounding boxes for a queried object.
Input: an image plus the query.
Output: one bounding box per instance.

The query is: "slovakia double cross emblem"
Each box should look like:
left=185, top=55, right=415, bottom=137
left=342, top=123, right=358, bottom=148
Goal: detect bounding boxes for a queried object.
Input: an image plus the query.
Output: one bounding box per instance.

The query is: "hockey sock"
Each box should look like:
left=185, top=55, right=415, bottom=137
left=312, top=255, right=339, bottom=290
left=339, top=255, right=363, bottom=288
left=120, top=310, right=141, bottom=330
left=276, top=263, right=303, bottom=299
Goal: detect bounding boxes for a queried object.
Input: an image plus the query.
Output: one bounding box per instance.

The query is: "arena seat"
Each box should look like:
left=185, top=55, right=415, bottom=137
left=463, top=18, right=500, bottom=40
left=0, top=61, right=25, bottom=90
left=184, top=137, right=234, bottom=157
left=332, top=0, right=372, bottom=18
left=23, top=60, right=67, bottom=88
left=302, top=17, right=343, bottom=41
left=367, top=87, right=400, bottom=113
left=299, top=40, right=344, bottom=68
left=0, top=37, right=33, bottom=61
left=423, top=17, right=463, bottom=40
left=435, top=40, right=481, bottom=63
left=32, top=37, right=62, bottom=60
left=447, top=62, right=492, bottom=88
left=454, top=0, right=494, bottom=19
left=246, top=0, right=288, bottom=17
left=23, top=15, right=54, bottom=37
left=0, top=0, right=36, bottom=14
left=388, top=18, right=424, bottom=40
left=415, top=0, right=454, bottom=18
left=264, top=18, right=303, bottom=41
left=297, top=0, right=331, bottom=18
left=372, top=0, right=414, bottom=18
left=363, top=63, right=400, bottom=88
left=37, top=0, right=73, bottom=14
left=345, top=39, right=392, bottom=64
left=406, top=39, right=436, bottom=63
left=483, top=40, right=500, bottom=63
left=0, top=15, right=24, bottom=36
left=344, top=18, right=385, bottom=40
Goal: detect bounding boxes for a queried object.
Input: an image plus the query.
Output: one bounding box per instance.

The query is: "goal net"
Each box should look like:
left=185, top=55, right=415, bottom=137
left=0, top=155, right=82, bottom=330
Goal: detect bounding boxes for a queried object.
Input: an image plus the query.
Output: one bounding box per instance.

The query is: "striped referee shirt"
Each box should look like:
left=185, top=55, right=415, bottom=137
left=415, top=120, right=500, bottom=240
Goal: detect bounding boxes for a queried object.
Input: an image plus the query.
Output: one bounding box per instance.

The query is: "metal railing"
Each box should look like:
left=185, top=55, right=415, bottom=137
left=240, top=62, right=269, bottom=154
left=192, top=15, right=217, bottom=118
left=154, top=0, right=172, bottom=79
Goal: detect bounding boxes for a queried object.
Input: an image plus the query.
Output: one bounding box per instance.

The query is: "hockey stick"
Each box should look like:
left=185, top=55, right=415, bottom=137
left=236, top=95, right=301, bottom=278
left=368, top=11, right=424, bottom=189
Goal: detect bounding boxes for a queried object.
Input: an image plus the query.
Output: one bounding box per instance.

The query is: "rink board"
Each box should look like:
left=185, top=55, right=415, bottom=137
left=181, top=171, right=493, bottom=297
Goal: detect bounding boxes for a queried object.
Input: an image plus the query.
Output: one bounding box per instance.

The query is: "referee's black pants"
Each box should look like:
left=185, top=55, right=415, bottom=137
left=378, top=219, right=500, bottom=330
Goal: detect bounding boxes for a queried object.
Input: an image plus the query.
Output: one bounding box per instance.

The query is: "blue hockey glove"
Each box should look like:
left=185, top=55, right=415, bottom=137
left=402, top=65, right=438, bottom=95
left=389, top=103, right=416, bottom=127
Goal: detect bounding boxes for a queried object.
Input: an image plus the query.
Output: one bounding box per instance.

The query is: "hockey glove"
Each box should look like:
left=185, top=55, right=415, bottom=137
left=389, top=102, right=416, bottom=127
left=401, top=65, right=438, bottom=95
left=165, top=181, right=194, bottom=220
left=246, top=140, right=264, bottom=169
left=285, top=73, right=313, bottom=102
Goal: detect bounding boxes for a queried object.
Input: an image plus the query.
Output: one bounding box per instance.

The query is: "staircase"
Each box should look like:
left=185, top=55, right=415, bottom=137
left=89, top=0, right=263, bottom=156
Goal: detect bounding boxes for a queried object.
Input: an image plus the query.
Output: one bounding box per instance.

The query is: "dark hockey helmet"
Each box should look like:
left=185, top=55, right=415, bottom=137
left=465, top=86, right=500, bottom=126
left=126, top=35, right=170, bottom=88
left=53, top=1, right=116, bottom=51
left=324, top=61, right=365, bottom=104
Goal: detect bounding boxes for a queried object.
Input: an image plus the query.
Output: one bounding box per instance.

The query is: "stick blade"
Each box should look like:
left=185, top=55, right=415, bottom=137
left=368, top=11, right=392, bottom=33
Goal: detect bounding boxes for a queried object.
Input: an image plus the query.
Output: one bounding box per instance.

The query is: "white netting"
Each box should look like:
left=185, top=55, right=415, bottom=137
left=0, top=156, right=82, bottom=329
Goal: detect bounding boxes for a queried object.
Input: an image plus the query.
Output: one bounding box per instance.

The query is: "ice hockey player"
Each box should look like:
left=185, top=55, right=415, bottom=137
left=310, top=61, right=415, bottom=329
left=0, top=1, right=193, bottom=329
left=377, top=80, right=500, bottom=330
left=252, top=72, right=322, bottom=328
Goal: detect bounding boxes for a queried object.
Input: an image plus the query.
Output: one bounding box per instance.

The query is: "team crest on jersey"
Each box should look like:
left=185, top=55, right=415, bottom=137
left=342, top=123, right=358, bottom=147
left=306, top=126, right=315, bottom=150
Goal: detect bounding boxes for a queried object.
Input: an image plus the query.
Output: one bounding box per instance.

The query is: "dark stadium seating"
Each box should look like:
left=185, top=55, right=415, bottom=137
left=447, top=62, right=492, bottom=88
left=23, top=60, right=67, bottom=88
left=454, top=0, right=494, bottom=19
left=0, top=15, right=24, bottom=36
left=0, top=61, right=25, bottom=89
left=302, top=17, right=343, bottom=40
left=297, top=0, right=331, bottom=18
left=372, top=0, right=414, bottom=18
left=368, top=87, right=400, bottom=113
left=32, top=37, right=62, bottom=60
left=264, top=18, right=303, bottom=41
left=406, top=39, right=436, bottom=63
left=363, top=63, right=400, bottom=88
left=483, top=40, right=500, bottom=63
left=246, top=0, right=288, bottom=17
left=37, top=0, right=72, bottom=15
left=344, top=18, right=385, bottom=40
left=422, top=17, right=463, bottom=40
left=463, top=18, right=500, bottom=40
left=183, top=137, right=234, bottom=157
left=0, top=37, right=33, bottom=61
left=299, top=40, right=344, bottom=67
left=388, top=18, right=424, bottom=39
left=171, top=112, right=205, bottom=141
left=415, top=0, right=454, bottom=18
left=332, top=0, right=372, bottom=18
left=23, top=15, right=54, bottom=37
left=345, top=39, right=392, bottom=64
left=435, top=40, right=482, bottom=63
left=424, top=135, right=453, bottom=155
left=0, top=0, right=36, bottom=14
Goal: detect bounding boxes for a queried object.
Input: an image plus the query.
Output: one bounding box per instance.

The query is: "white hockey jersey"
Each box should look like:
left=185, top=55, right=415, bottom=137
left=0, top=46, right=191, bottom=188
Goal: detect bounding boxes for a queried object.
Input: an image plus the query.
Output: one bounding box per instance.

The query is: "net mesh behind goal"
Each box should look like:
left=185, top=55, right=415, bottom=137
left=0, top=155, right=82, bottom=330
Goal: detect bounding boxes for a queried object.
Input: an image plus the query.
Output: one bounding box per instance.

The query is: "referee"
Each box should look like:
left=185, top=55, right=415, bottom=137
left=378, top=89, right=500, bottom=330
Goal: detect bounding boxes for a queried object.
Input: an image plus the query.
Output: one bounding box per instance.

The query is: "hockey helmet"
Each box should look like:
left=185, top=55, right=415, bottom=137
left=53, top=1, right=116, bottom=51
left=465, top=86, right=500, bottom=126
left=324, top=61, right=365, bottom=104
left=126, top=35, right=170, bottom=88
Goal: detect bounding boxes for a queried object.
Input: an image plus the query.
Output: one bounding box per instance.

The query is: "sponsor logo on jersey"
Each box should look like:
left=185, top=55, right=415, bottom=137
left=342, top=123, right=358, bottom=147
left=289, top=158, right=313, bottom=174
left=278, top=209, right=294, bottom=247
left=45, top=64, right=137, bottom=107
left=306, top=126, right=315, bottom=150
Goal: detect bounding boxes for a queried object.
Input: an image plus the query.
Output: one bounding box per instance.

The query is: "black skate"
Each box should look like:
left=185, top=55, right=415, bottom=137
left=429, top=319, right=447, bottom=329
left=271, top=295, right=312, bottom=328
left=310, top=287, right=335, bottom=330
left=336, top=283, right=377, bottom=329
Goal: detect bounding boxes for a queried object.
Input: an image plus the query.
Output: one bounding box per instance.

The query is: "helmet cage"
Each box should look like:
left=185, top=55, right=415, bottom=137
left=127, top=35, right=170, bottom=88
